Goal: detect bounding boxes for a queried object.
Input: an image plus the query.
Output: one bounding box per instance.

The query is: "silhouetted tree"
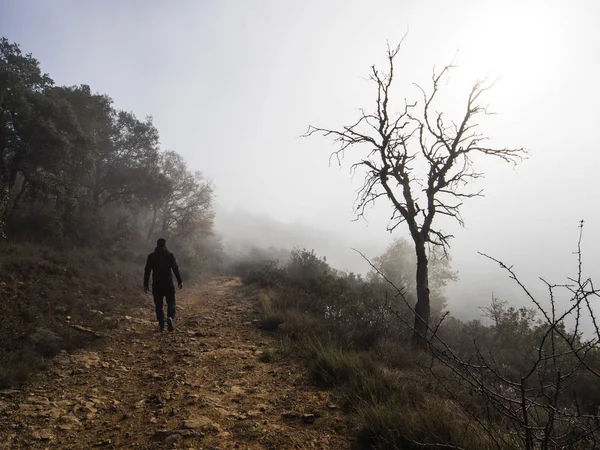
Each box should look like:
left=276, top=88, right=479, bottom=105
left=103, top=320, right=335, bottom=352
left=305, top=41, right=525, bottom=348
left=370, top=237, right=457, bottom=317
left=148, top=151, right=213, bottom=241
left=0, top=38, right=216, bottom=254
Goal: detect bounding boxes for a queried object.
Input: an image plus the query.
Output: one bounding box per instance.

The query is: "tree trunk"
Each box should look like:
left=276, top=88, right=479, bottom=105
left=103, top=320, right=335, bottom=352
left=147, top=206, right=158, bottom=240
left=7, top=173, right=27, bottom=220
left=412, top=240, right=430, bottom=349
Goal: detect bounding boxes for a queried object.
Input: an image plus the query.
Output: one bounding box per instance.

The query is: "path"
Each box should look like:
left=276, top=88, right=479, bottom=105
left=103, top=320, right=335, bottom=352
left=0, top=277, right=352, bottom=449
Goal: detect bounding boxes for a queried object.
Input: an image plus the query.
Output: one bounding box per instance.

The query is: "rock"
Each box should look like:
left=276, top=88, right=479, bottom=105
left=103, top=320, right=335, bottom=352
left=178, top=429, right=204, bottom=439
left=164, top=434, right=182, bottom=447
left=31, top=430, right=54, bottom=441
left=71, top=325, right=105, bottom=338
left=89, top=397, right=107, bottom=409
left=182, top=415, right=221, bottom=433
left=27, top=328, right=63, bottom=353
left=0, top=389, right=21, bottom=397
left=231, top=385, right=244, bottom=395
left=186, top=330, right=204, bottom=337
left=302, top=413, right=316, bottom=424
left=45, top=407, right=64, bottom=420
left=71, top=352, right=102, bottom=369
left=281, top=411, right=300, bottom=420
left=153, top=429, right=173, bottom=440
left=78, top=401, right=98, bottom=419
left=326, top=404, right=339, bottom=410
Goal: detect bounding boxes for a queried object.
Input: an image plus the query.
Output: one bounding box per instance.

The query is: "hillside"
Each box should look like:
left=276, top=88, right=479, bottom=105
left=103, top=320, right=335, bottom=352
left=0, top=278, right=352, bottom=449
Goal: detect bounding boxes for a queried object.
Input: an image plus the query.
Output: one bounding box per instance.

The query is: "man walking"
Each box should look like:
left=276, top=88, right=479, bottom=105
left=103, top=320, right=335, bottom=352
left=144, top=238, right=183, bottom=332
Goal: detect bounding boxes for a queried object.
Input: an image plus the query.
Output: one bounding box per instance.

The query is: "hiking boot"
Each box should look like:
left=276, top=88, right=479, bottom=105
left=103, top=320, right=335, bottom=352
left=167, top=316, right=174, bottom=332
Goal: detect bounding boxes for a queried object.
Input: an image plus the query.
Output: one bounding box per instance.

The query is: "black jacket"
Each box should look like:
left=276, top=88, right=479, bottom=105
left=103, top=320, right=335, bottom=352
left=144, top=247, right=182, bottom=291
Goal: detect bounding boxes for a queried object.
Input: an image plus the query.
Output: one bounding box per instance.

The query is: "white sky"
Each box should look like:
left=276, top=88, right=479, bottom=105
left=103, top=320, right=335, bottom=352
left=2, top=0, right=600, bottom=319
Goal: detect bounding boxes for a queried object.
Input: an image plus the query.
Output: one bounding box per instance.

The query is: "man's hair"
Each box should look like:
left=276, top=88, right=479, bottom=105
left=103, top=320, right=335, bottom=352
left=157, top=238, right=167, bottom=248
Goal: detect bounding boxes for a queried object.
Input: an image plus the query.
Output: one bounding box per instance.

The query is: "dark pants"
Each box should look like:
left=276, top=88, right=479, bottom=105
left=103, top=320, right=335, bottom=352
left=153, top=286, right=176, bottom=329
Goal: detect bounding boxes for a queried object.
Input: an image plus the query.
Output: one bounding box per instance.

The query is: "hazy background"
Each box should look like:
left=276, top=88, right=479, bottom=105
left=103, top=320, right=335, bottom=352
left=2, top=0, right=599, bottom=319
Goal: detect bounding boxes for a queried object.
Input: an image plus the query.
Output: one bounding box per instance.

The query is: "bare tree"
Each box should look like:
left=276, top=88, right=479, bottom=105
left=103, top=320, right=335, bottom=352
left=305, top=40, right=526, bottom=348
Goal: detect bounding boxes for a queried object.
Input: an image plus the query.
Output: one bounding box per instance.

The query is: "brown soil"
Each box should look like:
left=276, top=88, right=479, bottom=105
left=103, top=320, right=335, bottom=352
left=0, top=277, right=353, bottom=449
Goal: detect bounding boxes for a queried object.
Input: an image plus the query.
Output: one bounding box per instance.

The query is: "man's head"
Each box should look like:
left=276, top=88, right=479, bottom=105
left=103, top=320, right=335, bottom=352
left=157, top=238, right=167, bottom=248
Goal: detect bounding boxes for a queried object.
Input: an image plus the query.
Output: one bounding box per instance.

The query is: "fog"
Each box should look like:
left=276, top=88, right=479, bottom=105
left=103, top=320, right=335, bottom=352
left=3, top=0, right=600, bottom=321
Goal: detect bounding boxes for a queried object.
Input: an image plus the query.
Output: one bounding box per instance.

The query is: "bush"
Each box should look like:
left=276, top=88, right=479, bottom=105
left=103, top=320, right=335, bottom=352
left=241, top=248, right=561, bottom=448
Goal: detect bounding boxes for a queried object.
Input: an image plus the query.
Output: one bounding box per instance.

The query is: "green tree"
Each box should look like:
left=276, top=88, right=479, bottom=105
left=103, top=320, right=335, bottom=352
left=148, top=151, right=213, bottom=241
left=370, top=237, right=457, bottom=317
left=0, top=40, right=90, bottom=228
left=1, top=38, right=54, bottom=222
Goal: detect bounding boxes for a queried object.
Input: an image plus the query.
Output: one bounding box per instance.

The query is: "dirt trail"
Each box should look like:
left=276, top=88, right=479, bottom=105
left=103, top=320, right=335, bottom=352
left=0, top=277, right=352, bottom=449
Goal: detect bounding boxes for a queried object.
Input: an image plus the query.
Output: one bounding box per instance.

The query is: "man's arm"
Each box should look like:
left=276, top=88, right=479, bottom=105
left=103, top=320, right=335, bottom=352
left=144, top=254, right=152, bottom=292
left=171, top=254, right=183, bottom=288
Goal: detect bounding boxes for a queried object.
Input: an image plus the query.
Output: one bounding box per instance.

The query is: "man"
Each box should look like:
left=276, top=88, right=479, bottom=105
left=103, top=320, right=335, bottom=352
left=144, top=238, right=183, bottom=332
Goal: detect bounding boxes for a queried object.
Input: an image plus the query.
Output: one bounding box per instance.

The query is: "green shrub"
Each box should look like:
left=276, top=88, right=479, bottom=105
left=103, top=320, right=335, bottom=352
left=258, top=348, right=274, bottom=363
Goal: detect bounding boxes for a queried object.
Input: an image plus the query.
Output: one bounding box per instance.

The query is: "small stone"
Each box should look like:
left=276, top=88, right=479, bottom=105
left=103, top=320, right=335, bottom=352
left=0, top=389, right=21, bottom=397
left=178, top=429, right=204, bottom=439
left=153, top=429, right=172, bottom=440
left=60, top=413, right=82, bottom=428
left=164, top=434, right=182, bottom=446
left=281, top=411, right=300, bottom=420
left=32, top=430, right=54, bottom=441
left=182, top=415, right=221, bottom=433
left=302, top=413, right=316, bottom=424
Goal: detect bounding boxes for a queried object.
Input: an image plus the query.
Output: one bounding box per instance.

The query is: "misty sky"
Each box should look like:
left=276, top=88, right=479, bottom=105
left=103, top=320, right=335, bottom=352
left=2, top=0, right=600, bottom=319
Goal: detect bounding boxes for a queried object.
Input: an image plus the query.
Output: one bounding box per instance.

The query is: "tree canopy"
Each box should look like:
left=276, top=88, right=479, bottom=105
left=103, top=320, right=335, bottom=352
left=0, top=38, right=214, bottom=253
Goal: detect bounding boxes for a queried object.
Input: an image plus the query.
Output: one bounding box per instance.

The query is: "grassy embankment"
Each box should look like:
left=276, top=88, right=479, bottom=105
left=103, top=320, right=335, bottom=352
left=0, top=242, right=146, bottom=387
left=240, top=251, right=497, bottom=450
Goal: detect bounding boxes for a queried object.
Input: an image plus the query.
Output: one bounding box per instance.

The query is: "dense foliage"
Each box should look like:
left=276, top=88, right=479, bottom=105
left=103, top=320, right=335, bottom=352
left=0, top=38, right=216, bottom=267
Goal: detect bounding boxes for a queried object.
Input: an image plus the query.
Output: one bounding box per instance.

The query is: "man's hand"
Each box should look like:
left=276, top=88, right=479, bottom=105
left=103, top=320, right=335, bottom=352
left=178, top=282, right=183, bottom=290
left=144, top=286, right=149, bottom=294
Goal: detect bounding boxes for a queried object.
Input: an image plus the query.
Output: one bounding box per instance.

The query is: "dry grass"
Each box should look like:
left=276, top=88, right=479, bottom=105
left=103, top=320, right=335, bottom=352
left=247, top=281, right=500, bottom=449
left=253, top=291, right=285, bottom=331
left=0, top=242, right=145, bottom=387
